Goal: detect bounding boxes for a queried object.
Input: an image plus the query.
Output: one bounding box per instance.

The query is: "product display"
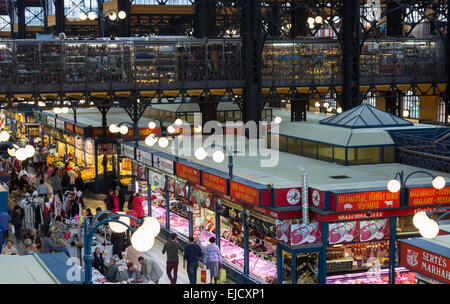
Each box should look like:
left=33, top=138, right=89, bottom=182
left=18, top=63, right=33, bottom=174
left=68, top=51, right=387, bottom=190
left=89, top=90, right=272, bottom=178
left=326, top=267, right=417, bottom=284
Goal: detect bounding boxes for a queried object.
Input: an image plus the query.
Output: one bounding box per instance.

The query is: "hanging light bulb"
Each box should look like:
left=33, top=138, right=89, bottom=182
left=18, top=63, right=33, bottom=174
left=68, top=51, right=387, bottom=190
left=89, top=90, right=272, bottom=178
left=79, top=12, right=87, bottom=21
left=61, top=107, right=69, bottom=114
left=53, top=107, right=62, bottom=114
left=7, top=148, right=16, bottom=157
left=413, top=212, right=431, bottom=229
left=194, top=147, right=207, bottom=160
left=148, top=121, right=156, bottom=129
left=131, top=229, right=155, bottom=252
left=145, top=134, right=157, bottom=147
left=403, top=110, right=410, bottom=118
left=167, top=125, right=175, bottom=134
left=327, top=107, right=332, bottom=112
left=174, top=118, right=183, bottom=125
left=118, top=10, right=127, bottom=20
left=109, top=124, right=118, bottom=133
left=273, top=116, right=282, bottom=124
left=387, top=179, right=401, bottom=193
left=109, top=212, right=130, bottom=233
left=24, top=145, right=35, bottom=158
left=419, top=219, right=440, bottom=239
left=432, top=176, right=446, bottom=190
left=314, top=101, right=321, bottom=108
left=158, top=137, right=169, bottom=148
left=140, top=217, right=161, bottom=237
left=119, top=125, right=129, bottom=135
left=0, top=130, right=10, bottom=142
left=307, top=17, right=315, bottom=25
left=212, top=150, right=225, bottom=163
left=315, top=16, right=323, bottom=24
left=88, top=11, right=97, bottom=20
left=194, top=124, right=202, bottom=133
left=337, top=107, right=343, bottom=114
left=16, top=148, right=27, bottom=161
left=108, top=12, right=117, bottom=21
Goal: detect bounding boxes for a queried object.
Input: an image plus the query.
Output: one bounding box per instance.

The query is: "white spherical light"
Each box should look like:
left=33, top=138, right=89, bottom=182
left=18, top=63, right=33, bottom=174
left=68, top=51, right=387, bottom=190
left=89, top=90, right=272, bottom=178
left=131, top=229, right=155, bottom=252
left=174, top=118, right=182, bottom=125
left=158, top=137, right=169, bottom=148
left=53, top=107, right=61, bottom=114
left=432, top=176, right=446, bottom=190
left=24, top=145, right=35, bottom=158
left=118, top=10, right=127, bottom=20
left=194, top=124, right=202, bottom=133
left=88, top=11, right=97, bottom=20
left=140, top=217, right=161, bottom=237
left=62, top=107, right=69, bottom=114
left=0, top=130, right=9, bottom=142
left=274, top=116, right=282, bottom=124
left=212, top=150, right=225, bottom=163
left=167, top=125, right=175, bottom=134
left=403, top=110, right=410, bottom=118
left=323, top=102, right=330, bottom=108
left=7, top=148, right=16, bottom=157
left=195, top=147, right=207, bottom=160
left=307, top=17, right=315, bottom=25
left=314, top=101, right=320, bottom=108
left=108, top=12, right=117, bottom=21
left=79, top=12, right=87, bottom=21
left=119, top=125, right=129, bottom=135
left=148, top=121, right=156, bottom=129
left=109, top=124, right=118, bottom=133
left=419, top=219, right=440, bottom=239
left=109, top=212, right=130, bottom=233
left=327, top=107, right=333, bottom=112
left=145, top=134, right=157, bottom=147
left=16, top=148, right=27, bottom=161
left=413, top=211, right=431, bottom=230
left=315, top=16, right=323, bottom=24
left=337, top=107, right=343, bottom=114
left=387, top=179, right=401, bottom=193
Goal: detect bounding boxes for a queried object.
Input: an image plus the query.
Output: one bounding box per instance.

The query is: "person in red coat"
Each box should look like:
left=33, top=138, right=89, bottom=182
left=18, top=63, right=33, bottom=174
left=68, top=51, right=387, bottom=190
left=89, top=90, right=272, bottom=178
left=132, top=193, right=144, bottom=218
left=105, top=189, right=119, bottom=213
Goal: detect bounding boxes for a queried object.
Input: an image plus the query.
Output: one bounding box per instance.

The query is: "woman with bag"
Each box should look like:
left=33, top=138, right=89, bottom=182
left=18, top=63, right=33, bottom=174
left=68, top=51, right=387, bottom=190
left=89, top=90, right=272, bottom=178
left=203, top=237, right=222, bottom=284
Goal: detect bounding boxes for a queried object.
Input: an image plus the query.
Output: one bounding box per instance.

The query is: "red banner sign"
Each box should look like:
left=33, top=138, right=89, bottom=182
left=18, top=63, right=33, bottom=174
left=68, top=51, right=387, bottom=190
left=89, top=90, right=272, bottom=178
left=400, top=241, right=450, bottom=284
left=274, top=188, right=302, bottom=207
left=65, top=122, right=74, bottom=134
left=328, top=221, right=359, bottom=245
left=309, top=188, right=325, bottom=209
left=290, top=222, right=322, bottom=246
left=333, top=190, right=400, bottom=212
left=408, top=186, right=450, bottom=206
left=74, top=125, right=85, bottom=137
left=230, top=181, right=259, bottom=206
left=176, top=163, right=200, bottom=184
left=202, top=172, right=227, bottom=194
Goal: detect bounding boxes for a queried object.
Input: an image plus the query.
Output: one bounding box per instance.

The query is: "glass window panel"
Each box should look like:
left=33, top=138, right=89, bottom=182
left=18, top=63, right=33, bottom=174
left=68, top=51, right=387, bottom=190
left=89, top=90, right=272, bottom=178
left=287, top=137, right=301, bottom=155
left=357, top=147, right=381, bottom=164
left=383, top=146, right=395, bottom=163
left=279, top=135, right=287, bottom=152
left=302, top=140, right=317, bottom=158
left=347, top=148, right=357, bottom=165
left=318, top=143, right=333, bottom=161
left=333, top=146, right=346, bottom=165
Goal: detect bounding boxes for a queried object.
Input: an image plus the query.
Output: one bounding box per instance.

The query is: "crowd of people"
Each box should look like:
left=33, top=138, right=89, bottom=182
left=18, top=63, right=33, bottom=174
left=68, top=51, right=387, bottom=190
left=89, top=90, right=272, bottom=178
left=0, top=137, right=225, bottom=284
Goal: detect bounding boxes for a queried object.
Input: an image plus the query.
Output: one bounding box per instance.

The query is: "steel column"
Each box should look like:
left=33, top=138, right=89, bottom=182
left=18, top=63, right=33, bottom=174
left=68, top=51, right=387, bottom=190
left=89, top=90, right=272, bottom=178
left=98, top=107, right=110, bottom=194
left=243, top=208, right=249, bottom=278
left=446, top=2, right=450, bottom=122
left=117, top=0, right=130, bottom=37
left=389, top=216, right=398, bottom=284
left=16, top=0, right=25, bottom=39
left=147, top=167, right=151, bottom=217
left=193, top=0, right=217, bottom=38
left=341, top=0, right=361, bottom=110
left=387, top=1, right=403, bottom=37
left=97, top=0, right=104, bottom=37
left=268, top=2, right=281, bottom=38
left=241, top=0, right=263, bottom=125
left=54, top=0, right=65, bottom=35
left=290, top=4, right=308, bottom=38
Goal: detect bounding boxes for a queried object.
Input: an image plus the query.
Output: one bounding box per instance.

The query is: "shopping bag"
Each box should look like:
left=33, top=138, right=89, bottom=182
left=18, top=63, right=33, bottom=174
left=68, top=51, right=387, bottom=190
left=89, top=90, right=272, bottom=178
left=11, top=225, right=14, bottom=237
left=200, top=266, right=211, bottom=284
left=219, top=268, right=227, bottom=283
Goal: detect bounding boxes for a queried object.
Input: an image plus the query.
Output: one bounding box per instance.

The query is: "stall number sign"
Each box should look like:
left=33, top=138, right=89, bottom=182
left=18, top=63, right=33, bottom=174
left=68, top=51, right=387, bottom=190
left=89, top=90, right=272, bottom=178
left=137, top=149, right=152, bottom=167
left=153, top=155, right=174, bottom=174
left=56, top=119, right=65, bottom=130
left=400, top=241, right=450, bottom=284
left=121, top=144, right=135, bottom=159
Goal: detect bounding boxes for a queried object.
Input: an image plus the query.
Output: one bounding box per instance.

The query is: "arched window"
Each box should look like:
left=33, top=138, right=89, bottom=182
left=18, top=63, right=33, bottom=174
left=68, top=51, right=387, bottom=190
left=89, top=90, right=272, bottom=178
left=403, top=91, right=420, bottom=119
left=362, top=91, right=377, bottom=107
left=438, top=100, right=447, bottom=122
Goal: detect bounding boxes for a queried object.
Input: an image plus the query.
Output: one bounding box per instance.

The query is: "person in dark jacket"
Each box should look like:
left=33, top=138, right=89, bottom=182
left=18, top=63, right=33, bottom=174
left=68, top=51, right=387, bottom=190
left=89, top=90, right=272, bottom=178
left=11, top=205, right=24, bottom=241
left=104, top=258, right=119, bottom=282
left=42, top=209, right=54, bottom=237
left=61, top=170, right=71, bottom=194
left=75, top=172, right=84, bottom=192
left=93, top=247, right=106, bottom=274
left=9, top=168, right=18, bottom=193
left=115, top=186, right=125, bottom=212
left=111, top=232, right=126, bottom=260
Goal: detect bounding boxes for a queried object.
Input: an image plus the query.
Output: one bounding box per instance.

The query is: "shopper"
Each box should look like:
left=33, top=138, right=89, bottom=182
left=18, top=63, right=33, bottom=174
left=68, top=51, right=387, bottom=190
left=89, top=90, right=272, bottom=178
left=132, top=193, right=144, bottom=218
left=204, top=237, right=222, bottom=284
left=67, top=168, right=76, bottom=191
left=36, top=179, right=50, bottom=197
left=29, top=228, right=41, bottom=250
left=109, top=177, right=118, bottom=193
left=103, top=258, right=119, bottom=282
left=127, top=191, right=137, bottom=210
left=111, top=232, right=126, bottom=260
left=32, top=147, right=43, bottom=171
left=105, top=189, right=119, bottom=213
left=61, top=170, right=71, bottom=194
left=11, top=204, right=24, bottom=241
left=93, top=247, right=106, bottom=274
left=126, top=262, right=140, bottom=281
left=0, top=211, right=10, bottom=240
left=49, top=169, right=62, bottom=199
left=23, top=239, right=37, bottom=254
left=183, top=236, right=203, bottom=284
left=75, top=172, right=84, bottom=192
left=42, top=209, right=54, bottom=237
left=85, top=208, right=94, bottom=223
left=1, top=240, right=18, bottom=255
left=41, top=231, right=70, bottom=257
left=115, top=186, right=125, bottom=212
left=162, top=232, right=184, bottom=284
left=95, top=207, right=108, bottom=222
left=138, top=256, right=163, bottom=284
left=9, top=168, right=18, bottom=193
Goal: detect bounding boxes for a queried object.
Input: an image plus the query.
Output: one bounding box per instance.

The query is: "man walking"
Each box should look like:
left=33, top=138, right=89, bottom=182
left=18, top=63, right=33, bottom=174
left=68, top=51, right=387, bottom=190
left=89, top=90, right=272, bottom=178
left=183, top=236, right=202, bottom=284
left=138, top=256, right=163, bottom=284
left=162, top=232, right=184, bottom=284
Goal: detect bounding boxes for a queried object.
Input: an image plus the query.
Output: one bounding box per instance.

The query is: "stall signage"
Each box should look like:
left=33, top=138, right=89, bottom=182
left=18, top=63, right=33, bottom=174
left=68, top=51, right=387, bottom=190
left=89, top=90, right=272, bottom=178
left=75, top=125, right=85, bottom=137
left=121, top=144, right=135, bottom=160
left=359, top=218, right=390, bottom=242
left=65, top=122, right=74, bottom=134
left=175, top=181, right=188, bottom=199
left=247, top=210, right=276, bottom=238
left=167, top=177, right=176, bottom=193
left=400, top=241, right=450, bottom=284
left=309, top=188, right=325, bottom=209
left=97, top=143, right=114, bottom=154
left=408, top=186, right=450, bottom=206
left=290, top=222, right=321, bottom=246
left=153, top=155, right=174, bottom=174
left=137, top=149, right=152, bottom=167
left=132, top=162, right=139, bottom=177
left=202, top=172, right=227, bottom=195
left=230, top=181, right=259, bottom=206
left=190, top=187, right=213, bottom=209
left=333, top=190, right=400, bottom=212
left=176, top=163, right=200, bottom=184
left=56, top=119, right=65, bottom=130
left=328, top=221, right=359, bottom=245
left=150, top=172, right=163, bottom=189
left=75, top=137, right=84, bottom=150
left=46, top=116, right=55, bottom=126
left=137, top=164, right=147, bottom=181
left=275, top=188, right=302, bottom=207
left=275, top=220, right=290, bottom=243
left=216, top=198, right=243, bottom=222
